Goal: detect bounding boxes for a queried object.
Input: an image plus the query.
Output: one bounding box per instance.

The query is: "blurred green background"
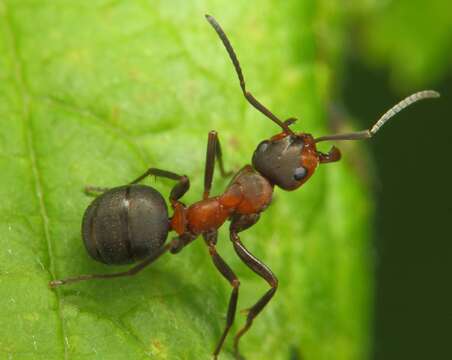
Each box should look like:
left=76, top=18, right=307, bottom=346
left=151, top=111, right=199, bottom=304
left=0, top=1, right=450, bottom=359
left=347, top=68, right=451, bottom=359
left=340, top=2, right=452, bottom=359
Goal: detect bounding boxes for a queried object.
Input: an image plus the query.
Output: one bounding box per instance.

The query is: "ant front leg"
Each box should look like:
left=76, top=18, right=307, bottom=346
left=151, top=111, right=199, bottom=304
left=203, top=231, right=240, bottom=359
left=204, top=130, right=232, bottom=199
left=229, top=214, right=278, bottom=357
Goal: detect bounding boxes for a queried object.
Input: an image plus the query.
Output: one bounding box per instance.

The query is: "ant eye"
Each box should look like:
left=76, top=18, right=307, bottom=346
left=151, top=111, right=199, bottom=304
left=294, top=166, right=307, bottom=181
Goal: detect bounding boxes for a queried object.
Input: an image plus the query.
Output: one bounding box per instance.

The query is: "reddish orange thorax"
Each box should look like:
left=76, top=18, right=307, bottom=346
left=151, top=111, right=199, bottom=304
left=170, top=166, right=273, bottom=236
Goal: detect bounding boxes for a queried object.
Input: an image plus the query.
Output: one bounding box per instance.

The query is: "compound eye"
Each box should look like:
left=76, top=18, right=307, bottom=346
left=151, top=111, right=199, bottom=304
left=293, top=166, right=307, bottom=181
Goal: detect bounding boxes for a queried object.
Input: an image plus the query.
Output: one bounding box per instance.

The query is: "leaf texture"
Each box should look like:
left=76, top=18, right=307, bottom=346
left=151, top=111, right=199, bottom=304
left=0, top=1, right=372, bottom=359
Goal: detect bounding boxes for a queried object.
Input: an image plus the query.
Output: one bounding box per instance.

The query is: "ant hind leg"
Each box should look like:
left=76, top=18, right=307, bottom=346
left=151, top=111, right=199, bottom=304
left=203, top=231, right=240, bottom=359
left=49, top=237, right=187, bottom=288
left=229, top=214, right=278, bottom=357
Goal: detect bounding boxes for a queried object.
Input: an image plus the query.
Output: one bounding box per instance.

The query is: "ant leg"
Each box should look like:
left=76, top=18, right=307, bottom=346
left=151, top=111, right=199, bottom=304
left=129, top=167, right=186, bottom=186
left=203, top=231, right=240, bottom=359
left=49, top=239, right=180, bottom=288
left=204, top=130, right=232, bottom=199
left=169, top=232, right=197, bottom=254
left=168, top=175, right=190, bottom=204
left=204, top=131, right=217, bottom=199
left=128, top=167, right=190, bottom=204
left=85, top=168, right=190, bottom=199
left=50, top=236, right=189, bottom=288
left=229, top=214, right=278, bottom=356
left=214, top=132, right=231, bottom=179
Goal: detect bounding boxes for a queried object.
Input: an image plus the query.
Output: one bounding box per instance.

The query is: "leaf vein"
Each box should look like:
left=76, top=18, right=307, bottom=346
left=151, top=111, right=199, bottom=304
left=2, top=2, right=69, bottom=359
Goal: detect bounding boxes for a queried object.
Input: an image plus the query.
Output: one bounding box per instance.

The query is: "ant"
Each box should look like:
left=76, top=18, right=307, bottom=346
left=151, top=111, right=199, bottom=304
left=50, top=14, right=440, bottom=359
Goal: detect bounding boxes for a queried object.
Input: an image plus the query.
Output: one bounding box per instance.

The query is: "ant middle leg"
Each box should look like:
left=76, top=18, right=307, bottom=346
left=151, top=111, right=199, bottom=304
left=229, top=214, right=278, bottom=357
left=203, top=231, right=240, bottom=359
left=203, top=130, right=232, bottom=199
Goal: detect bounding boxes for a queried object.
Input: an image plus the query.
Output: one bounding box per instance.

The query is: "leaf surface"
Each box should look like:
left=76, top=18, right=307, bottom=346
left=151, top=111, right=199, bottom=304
left=0, top=1, right=372, bottom=359
left=353, top=0, right=452, bottom=87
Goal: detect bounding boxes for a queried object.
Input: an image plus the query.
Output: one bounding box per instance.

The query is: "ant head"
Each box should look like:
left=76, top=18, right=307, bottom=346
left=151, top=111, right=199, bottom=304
left=252, top=132, right=328, bottom=190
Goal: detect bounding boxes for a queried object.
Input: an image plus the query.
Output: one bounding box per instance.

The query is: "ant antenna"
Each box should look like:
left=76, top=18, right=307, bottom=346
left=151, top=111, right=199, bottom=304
left=315, top=90, right=440, bottom=143
left=205, top=14, right=294, bottom=135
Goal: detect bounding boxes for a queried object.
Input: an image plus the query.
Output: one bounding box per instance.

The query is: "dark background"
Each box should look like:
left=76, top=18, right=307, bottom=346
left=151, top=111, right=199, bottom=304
left=342, top=57, right=452, bottom=360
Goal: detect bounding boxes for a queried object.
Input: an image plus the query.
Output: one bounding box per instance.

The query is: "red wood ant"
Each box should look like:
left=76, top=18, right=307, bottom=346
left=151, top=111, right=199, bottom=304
left=50, top=14, right=440, bottom=359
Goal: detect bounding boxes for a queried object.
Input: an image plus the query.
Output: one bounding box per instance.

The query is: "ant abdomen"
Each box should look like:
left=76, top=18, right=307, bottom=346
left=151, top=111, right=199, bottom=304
left=82, top=185, right=169, bottom=265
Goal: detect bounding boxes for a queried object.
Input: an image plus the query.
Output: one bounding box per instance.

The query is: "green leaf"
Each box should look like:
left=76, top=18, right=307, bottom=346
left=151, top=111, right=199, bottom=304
left=0, top=1, right=372, bottom=359
left=352, top=0, right=452, bottom=88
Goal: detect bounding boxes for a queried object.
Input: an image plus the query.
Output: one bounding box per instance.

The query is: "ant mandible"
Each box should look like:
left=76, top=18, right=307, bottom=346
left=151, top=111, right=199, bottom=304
left=50, top=14, right=440, bottom=359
